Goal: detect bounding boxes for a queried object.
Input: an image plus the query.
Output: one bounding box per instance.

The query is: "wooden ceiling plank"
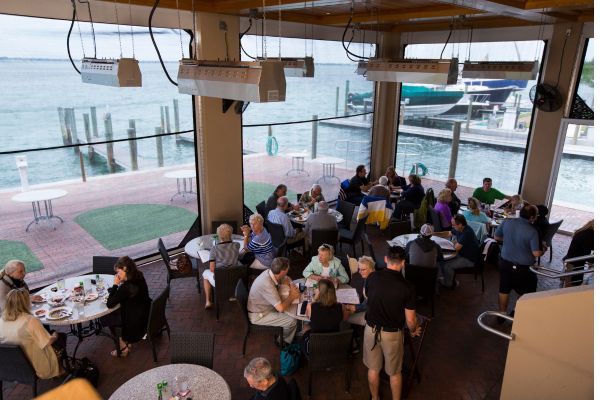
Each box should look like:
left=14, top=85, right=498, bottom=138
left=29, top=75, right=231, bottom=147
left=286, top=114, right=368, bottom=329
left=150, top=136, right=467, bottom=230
left=390, top=16, right=538, bottom=32
left=432, top=0, right=557, bottom=23
left=524, top=0, right=594, bottom=10
left=207, top=0, right=313, bottom=13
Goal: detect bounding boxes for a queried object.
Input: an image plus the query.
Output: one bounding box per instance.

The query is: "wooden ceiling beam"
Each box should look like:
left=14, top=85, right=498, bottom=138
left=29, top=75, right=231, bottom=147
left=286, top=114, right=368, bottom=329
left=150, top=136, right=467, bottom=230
left=432, top=0, right=557, bottom=23
left=524, top=0, right=594, bottom=10
left=206, top=0, right=314, bottom=13
left=390, top=16, right=538, bottom=32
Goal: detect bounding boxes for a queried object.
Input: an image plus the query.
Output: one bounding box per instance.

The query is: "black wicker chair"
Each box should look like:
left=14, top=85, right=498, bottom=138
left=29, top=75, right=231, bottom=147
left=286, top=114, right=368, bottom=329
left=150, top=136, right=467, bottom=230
left=92, top=256, right=119, bottom=275
left=264, top=221, right=287, bottom=257
left=146, top=286, right=171, bottom=362
left=404, top=264, right=438, bottom=317
left=235, top=279, right=284, bottom=355
left=256, top=201, right=267, bottom=220
left=158, top=238, right=200, bottom=294
left=428, top=206, right=443, bottom=232
left=364, top=233, right=386, bottom=270
left=0, top=344, right=40, bottom=399
left=339, top=217, right=367, bottom=257
left=336, top=200, right=355, bottom=230
left=539, top=219, right=564, bottom=264
left=307, top=330, right=354, bottom=396
left=170, top=332, right=215, bottom=369
left=454, top=245, right=486, bottom=293
left=310, top=228, right=339, bottom=256
left=213, top=265, right=247, bottom=320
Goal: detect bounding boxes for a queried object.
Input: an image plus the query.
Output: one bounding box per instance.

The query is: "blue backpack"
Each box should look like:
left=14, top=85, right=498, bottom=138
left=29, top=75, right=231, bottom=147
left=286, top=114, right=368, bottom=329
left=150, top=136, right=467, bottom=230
left=280, top=343, right=302, bottom=376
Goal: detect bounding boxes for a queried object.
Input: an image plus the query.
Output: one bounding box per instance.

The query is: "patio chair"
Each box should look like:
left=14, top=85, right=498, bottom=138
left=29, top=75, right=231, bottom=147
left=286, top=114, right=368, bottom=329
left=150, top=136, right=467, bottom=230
left=256, top=201, right=267, bottom=220
left=92, top=256, right=119, bottom=275
left=307, top=330, right=353, bottom=397
left=0, top=344, right=41, bottom=399
left=336, top=199, right=355, bottom=230
left=454, top=249, right=486, bottom=293
left=539, top=220, right=563, bottom=264
left=170, top=332, right=215, bottom=369
left=243, top=204, right=254, bottom=225
left=210, top=220, right=238, bottom=234
left=146, top=286, right=171, bottom=362
left=428, top=206, right=443, bottom=232
left=264, top=220, right=287, bottom=257
left=235, top=279, right=284, bottom=355
left=310, top=228, right=339, bottom=256
left=364, top=232, right=386, bottom=270
left=213, top=265, right=247, bottom=320
left=338, top=216, right=367, bottom=257
left=157, top=238, right=200, bottom=294
left=404, top=264, right=438, bottom=317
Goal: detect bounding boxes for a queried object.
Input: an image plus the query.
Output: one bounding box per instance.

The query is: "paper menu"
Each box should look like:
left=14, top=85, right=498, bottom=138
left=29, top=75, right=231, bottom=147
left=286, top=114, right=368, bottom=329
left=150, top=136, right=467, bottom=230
left=335, top=288, right=360, bottom=304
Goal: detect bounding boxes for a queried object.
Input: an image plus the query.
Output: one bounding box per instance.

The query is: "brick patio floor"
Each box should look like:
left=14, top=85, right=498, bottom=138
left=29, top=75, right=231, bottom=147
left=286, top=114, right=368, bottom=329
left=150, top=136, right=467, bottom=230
left=2, top=223, right=576, bottom=400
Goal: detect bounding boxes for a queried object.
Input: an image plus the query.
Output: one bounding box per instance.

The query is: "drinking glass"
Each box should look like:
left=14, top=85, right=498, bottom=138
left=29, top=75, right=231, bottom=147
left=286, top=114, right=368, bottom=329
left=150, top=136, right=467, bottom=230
left=174, top=375, right=189, bottom=396
left=57, top=279, right=65, bottom=290
left=75, top=302, right=84, bottom=317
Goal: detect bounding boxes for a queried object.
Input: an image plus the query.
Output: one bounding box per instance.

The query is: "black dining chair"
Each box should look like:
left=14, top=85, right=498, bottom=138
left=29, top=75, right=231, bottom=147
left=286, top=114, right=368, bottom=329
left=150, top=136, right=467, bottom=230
left=339, top=216, right=367, bottom=257
left=264, top=220, right=287, bottom=257
left=213, top=265, right=247, bottom=320
left=146, top=286, right=171, bottom=362
left=157, top=238, right=200, bottom=295
left=170, top=332, right=215, bottom=369
left=307, top=330, right=354, bottom=397
left=539, top=219, right=563, bottom=264
left=310, top=228, right=339, bottom=256
left=404, top=264, right=438, bottom=317
left=92, top=256, right=119, bottom=275
left=454, top=248, right=486, bottom=293
left=0, top=344, right=41, bottom=399
left=336, top=200, right=355, bottom=230
left=428, top=206, right=443, bottom=232
left=256, top=201, right=267, bottom=220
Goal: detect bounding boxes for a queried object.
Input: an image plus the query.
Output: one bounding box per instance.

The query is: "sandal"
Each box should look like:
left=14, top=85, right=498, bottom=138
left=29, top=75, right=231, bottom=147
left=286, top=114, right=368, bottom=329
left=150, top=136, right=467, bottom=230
left=205, top=302, right=213, bottom=310
left=110, top=346, right=130, bottom=358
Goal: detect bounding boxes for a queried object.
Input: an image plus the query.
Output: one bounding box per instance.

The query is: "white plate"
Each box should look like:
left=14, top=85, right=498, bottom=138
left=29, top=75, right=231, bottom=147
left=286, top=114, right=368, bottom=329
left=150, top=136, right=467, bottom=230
left=102, top=296, right=109, bottom=304
left=85, top=293, right=99, bottom=301
left=31, top=294, right=46, bottom=304
left=34, top=309, right=47, bottom=318
left=46, top=306, right=72, bottom=320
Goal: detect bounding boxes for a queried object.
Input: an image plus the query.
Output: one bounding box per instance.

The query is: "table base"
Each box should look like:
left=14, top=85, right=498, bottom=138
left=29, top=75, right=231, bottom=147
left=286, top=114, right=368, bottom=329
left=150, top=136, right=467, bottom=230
left=170, top=177, right=197, bottom=203
left=26, top=200, right=64, bottom=232
left=68, top=319, right=120, bottom=358
left=316, top=162, right=340, bottom=184
left=286, top=156, right=309, bottom=177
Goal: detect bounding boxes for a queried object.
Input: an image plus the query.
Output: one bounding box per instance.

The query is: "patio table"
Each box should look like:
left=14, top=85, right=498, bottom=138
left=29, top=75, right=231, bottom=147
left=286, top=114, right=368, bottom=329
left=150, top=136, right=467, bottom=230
left=164, top=169, right=196, bottom=203
left=313, top=157, right=345, bottom=184
left=11, top=189, right=67, bottom=232
left=185, top=234, right=245, bottom=263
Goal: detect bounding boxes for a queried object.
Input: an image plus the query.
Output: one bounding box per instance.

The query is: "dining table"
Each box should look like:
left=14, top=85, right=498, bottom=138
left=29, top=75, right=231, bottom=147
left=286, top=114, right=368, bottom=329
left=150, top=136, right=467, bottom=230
left=109, top=363, right=231, bottom=400
left=287, top=208, right=343, bottom=225
left=34, top=274, right=120, bottom=357
left=184, top=234, right=245, bottom=263
left=388, top=234, right=457, bottom=260
left=11, top=189, right=67, bottom=232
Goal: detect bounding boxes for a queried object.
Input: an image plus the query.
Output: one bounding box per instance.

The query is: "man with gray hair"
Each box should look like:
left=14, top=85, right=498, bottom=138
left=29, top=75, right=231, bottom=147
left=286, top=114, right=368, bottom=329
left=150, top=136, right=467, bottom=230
left=244, top=357, right=290, bottom=399
left=0, top=260, right=42, bottom=312
left=304, top=201, right=338, bottom=247
left=368, top=176, right=391, bottom=200
left=267, top=196, right=305, bottom=246
left=247, top=257, right=300, bottom=344
left=405, top=224, right=444, bottom=269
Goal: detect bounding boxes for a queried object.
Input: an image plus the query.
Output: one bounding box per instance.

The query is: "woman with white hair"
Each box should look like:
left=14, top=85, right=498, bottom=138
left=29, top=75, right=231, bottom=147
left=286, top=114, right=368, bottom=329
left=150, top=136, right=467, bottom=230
left=299, top=184, right=324, bottom=209
left=202, top=224, right=241, bottom=310
left=302, top=244, right=349, bottom=285
left=368, top=176, right=391, bottom=199
left=241, top=214, right=276, bottom=270
left=0, top=260, right=42, bottom=312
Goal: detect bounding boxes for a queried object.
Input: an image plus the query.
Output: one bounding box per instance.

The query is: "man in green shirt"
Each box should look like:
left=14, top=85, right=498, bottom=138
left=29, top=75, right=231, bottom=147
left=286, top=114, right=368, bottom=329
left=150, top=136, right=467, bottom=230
left=472, top=177, right=510, bottom=205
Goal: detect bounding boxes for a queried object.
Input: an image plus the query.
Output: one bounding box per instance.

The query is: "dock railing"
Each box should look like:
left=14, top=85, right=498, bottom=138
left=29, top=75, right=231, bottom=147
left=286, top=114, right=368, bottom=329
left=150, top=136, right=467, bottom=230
left=396, top=142, right=423, bottom=176
left=334, top=139, right=371, bottom=169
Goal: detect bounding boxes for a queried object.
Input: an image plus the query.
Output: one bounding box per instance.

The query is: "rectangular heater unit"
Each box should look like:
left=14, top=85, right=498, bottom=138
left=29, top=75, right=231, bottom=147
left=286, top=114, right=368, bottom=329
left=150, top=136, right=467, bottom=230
left=462, top=61, right=539, bottom=80
left=81, top=58, right=142, bottom=87
left=366, top=58, right=459, bottom=85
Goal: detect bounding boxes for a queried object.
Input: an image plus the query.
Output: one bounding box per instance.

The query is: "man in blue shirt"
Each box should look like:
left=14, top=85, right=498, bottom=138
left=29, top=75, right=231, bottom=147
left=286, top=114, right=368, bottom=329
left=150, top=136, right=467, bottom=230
left=267, top=196, right=305, bottom=246
left=439, top=214, right=480, bottom=288
left=494, top=204, right=544, bottom=315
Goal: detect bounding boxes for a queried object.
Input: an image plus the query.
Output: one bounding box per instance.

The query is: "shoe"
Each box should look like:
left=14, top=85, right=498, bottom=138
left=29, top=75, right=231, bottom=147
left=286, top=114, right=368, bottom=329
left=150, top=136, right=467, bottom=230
left=204, top=302, right=213, bottom=310
left=509, top=310, right=515, bottom=318
left=110, top=346, right=130, bottom=358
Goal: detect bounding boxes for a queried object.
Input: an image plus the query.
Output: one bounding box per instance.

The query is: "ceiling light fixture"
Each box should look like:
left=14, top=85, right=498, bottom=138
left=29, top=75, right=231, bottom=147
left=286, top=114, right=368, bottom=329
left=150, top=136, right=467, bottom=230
left=462, top=61, right=539, bottom=80
left=366, top=58, right=459, bottom=85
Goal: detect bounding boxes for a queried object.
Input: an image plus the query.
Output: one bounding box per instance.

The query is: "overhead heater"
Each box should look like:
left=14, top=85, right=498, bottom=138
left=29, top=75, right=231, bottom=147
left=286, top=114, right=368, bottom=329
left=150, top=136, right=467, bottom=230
left=462, top=61, right=539, bottom=80
left=81, top=58, right=142, bottom=87
left=355, top=60, right=368, bottom=76
left=177, top=59, right=286, bottom=102
left=366, top=58, right=459, bottom=85
left=276, top=57, right=315, bottom=78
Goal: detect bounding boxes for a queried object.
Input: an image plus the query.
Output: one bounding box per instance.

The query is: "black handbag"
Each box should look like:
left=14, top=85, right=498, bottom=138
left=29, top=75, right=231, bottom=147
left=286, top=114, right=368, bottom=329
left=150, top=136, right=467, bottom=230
left=66, top=357, right=100, bottom=387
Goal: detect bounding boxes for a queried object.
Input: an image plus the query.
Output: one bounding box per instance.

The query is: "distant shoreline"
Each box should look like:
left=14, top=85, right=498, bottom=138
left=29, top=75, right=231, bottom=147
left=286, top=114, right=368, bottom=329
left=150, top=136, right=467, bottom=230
left=0, top=57, right=355, bottom=66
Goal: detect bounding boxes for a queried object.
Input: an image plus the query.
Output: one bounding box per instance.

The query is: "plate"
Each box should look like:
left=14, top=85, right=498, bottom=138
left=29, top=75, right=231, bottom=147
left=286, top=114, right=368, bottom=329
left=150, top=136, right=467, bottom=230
left=85, top=293, right=99, bottom=301
left=31, top=294, right=46, bottom=304
left=47, top=295, right=67, bottom=307
left=46, top=306, right=72, bottom=320
left=294, top=216, right=307, bottom=222
left=34, top=309, right=47, bottom=318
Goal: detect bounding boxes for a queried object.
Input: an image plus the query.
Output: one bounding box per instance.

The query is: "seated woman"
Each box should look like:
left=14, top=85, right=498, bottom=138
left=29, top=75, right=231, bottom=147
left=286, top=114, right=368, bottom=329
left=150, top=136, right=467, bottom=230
left=241, top=214, right=276, bottom=271
left=434, top=188, right=453, bottom=231
left=0, top=289, right=66, bottom=379
left=299, top=184, right=324, bottom=210
left=392, top=174, right=425, bottom=219
left=463, top=197, right=491, bottom=225
left=106, top=256, right=151, bottom=357
left=503, top=194, right=524, bottom=215
left=346, top=256, right=375, bottom=326
left=302, top=244, right=349, bottom=285
left=202, top=224, right=241, bottom=310
left=385, top=166, right=405, bottom=187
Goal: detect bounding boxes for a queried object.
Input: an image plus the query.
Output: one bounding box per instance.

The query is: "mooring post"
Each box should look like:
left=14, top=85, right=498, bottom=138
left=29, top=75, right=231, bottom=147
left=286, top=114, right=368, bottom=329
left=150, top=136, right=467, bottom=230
left=165, top=106, right=171, bottom=134
left=335, top=87, right=339, bottom=117
left=155, top=127, right=164, bottom=167
left=127, top=127, right=138, bottom=171
left=79, top=152, right=87, bottom=182
left=160, top=106, right=166, bottom=133
left=90, top=106, right=98, bottom=137
left=311, top=114, right=318, bottom=159
left=104, top=113, right=116, bottom=173
left=173, top=99, right=180, bottom=140
left=344, top=80, right=350, bottom=116
left=57, top=107, right=69, bottom=145
left=448, top=121, right=461, bottom=179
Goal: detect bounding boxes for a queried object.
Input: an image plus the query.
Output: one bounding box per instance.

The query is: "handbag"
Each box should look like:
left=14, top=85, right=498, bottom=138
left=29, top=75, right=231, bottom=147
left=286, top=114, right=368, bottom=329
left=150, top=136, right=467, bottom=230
left=280, top=343, right=302, bottom=376
left=169, top=254, right=192, bottom=274
left=66, top=357, right=100, bottom=387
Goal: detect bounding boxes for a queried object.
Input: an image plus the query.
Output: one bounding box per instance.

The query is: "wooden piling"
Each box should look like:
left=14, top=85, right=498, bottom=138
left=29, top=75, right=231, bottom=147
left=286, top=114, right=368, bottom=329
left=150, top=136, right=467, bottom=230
left=103, top=113, right=117, bottom=173
left=173, top=99, right=180, bottom=140
left=165, top=106, right=171, bottom=133
left=57, top=107, right=69, bottom=145
left=311, top=114, right=318, bottom=159
left=344, top=80, right=350, bottom=116
left=66, top=108, right=79, bottom=151
left=448, top=121, right=461, bottom=179
left=466, top=97, right=473, bottom=133
left=83, top=113, right=95, bottom=160
left=90, top=107, right=99, bottom=137
left=79, top=152, right=87, bottom=182
left=160, top=106, right=166, bottom=133
left=335, top=87, right=339, bottom=117
left=127, top=127, right=139, bottom=171
left=155, top=127, right=164, bottom=167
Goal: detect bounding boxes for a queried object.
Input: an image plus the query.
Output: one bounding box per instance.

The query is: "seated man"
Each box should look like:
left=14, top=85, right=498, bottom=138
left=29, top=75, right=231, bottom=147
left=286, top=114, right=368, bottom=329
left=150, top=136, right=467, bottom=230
left=265, top=184, right=293, bottom=215
left=472, top=177, right=510, bottom=205
left=446, top=178, right=462, bottom=216
left=244, top=357, right=291, bottom=400
left=368, top=176, right=391, bottom=200
left=405, top=224, right=444, bottom=269
left=268, top=196, right=305, bottom=245
left=345, top=164, right=372, bottom=205
left=247, top=258, right=300, bottom=344
left=304, top=201, right=338, bottom=247
left=439, top=214, right=480, bottom=288
left=299, top=184, right=324, bottom=210
left=0, top=260, right=42, bottom=312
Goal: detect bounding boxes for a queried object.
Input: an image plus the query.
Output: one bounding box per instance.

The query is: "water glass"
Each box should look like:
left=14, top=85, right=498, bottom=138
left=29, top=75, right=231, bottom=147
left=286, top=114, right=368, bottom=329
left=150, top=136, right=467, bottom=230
left=57, top=279, right=65, bottom=290
left=174, top=375, right=189, bottom=396
left=75, top=302, right=84, bottom=317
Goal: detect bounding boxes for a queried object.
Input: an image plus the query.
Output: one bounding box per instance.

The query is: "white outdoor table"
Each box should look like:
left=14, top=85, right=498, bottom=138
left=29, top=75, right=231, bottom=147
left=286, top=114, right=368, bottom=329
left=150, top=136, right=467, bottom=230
left=12, top=189, right=67, bottom=232
left=284, top=278, right=359, bottom=322
left=286, top=152, right=309, bottom=176
left=313, top=157, right=345, bottom=184
left=287, top=208, right=343, bottom=225
left=388, top=234, right=457, bottom=260
left=109, top=363, right=231, bottom=400
left=164, top=169, right=196, bottom=203
left=35, top=274, right=120, bottom=357
left=185, top=234, right=245, bottom=263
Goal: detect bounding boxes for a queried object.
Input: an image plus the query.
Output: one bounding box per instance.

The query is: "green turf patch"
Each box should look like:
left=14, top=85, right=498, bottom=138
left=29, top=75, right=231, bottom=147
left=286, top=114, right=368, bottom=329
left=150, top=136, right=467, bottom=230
left=244, top=182, right=298, bottom=212
left=0, top=241, right=44, bottom=273
left=75, top=204, right=197, bottom=250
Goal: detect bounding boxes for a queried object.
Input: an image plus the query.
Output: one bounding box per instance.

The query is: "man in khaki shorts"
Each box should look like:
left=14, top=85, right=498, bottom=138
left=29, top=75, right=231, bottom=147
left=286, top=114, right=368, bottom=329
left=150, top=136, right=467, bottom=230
left=363, top=246, right=421, bottom=400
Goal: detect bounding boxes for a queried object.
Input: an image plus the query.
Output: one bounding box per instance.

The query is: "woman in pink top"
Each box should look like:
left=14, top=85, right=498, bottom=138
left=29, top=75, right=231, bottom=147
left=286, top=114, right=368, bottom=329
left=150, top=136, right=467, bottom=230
left=434, top=189, right=453, bottom=231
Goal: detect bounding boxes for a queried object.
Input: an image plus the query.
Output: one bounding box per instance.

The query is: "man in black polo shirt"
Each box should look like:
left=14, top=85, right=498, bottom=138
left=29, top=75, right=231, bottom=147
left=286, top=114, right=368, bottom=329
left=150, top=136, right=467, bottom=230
left=363, top=246, right=421, bottom=400
left=346, top=164, right=373, bottom=205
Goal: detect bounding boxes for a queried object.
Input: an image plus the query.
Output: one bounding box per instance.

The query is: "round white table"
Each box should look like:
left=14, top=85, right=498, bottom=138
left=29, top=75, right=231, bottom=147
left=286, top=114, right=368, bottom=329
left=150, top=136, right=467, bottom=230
left=286, top=152, right=309, bottom=176
left=313, top=157, right=345, bottom=184
left=12, top=189, right=67, bottom=232
left=284, top=278, right=359, bottom=322
left=287, top=208, right=343, bottom=225
left=164, top=169, right=196, bottom=203
left=109, top=363, right=231, bottom=400
left=36, top=274, right=120, bottom=357
left=184, top=234, right=245, bottom=263
left=389, top=234, right=457, bottom=260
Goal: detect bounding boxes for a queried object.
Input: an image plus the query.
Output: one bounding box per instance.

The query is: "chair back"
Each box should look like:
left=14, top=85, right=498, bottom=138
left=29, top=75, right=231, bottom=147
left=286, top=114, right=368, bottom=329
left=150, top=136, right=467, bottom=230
left=157, top=238, right=171, bottom=272
left=243, top=205, right=254, bottom=225
left=211, top=221, right=238, bottom=234
left=543, top=220, right=563, bottom=244
left=0, top=344, right=37, bottom=385
left=147, top=286, right=170, bottom=337
left=170, top=332, right=215, bottom=369
left=214, top=266, right=247, bottom=305
left=235, top=279, right=251, bottom=327
left=310, top=229, right=339, bottom=256
left=352, top=216, right=368, bottom=240
left=404, top=264, right=437, bottom=301
left=296, top=193, right=302, bottom=202
left=308, top=330, right=353, bottom=371
left=288, top=377, right=302, bottom=400
left=428, top=206, right=442, bottom=232
left=336, top=200, right=355, bottom=229
left=92, top=256, right=119, bottom=275
left=365, top=233, right=386, bottom=270
left=387, top=220, right=412, bottom=239
left=467, top=220, right=488, bottom=245
left=256, top=201, right=267, bottom=220
left=265, top=221, right=286, bottom=248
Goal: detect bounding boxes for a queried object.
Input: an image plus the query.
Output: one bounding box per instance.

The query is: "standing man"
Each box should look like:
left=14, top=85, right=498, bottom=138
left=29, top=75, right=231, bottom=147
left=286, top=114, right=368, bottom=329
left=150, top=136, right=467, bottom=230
left=494, top=205, right=544, bottom=316
left=247, top=257, right=300, bottom=344
left=446, top=178, right=462, bottom=216
left=472, top=177, right=510, bottom=205
left=363, top=246, right=421, bottom=400
left=438, top=215, right=481, bottom=288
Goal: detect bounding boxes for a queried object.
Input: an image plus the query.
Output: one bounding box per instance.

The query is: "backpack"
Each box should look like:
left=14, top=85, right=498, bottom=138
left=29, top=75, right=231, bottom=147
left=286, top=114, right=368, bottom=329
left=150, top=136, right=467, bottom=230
left=280, top=343, right=301, bottom=376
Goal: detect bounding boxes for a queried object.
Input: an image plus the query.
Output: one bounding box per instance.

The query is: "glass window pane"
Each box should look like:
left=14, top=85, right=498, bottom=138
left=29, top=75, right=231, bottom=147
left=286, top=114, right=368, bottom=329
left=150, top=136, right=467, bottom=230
left=570, top=38, right=594, bottom=119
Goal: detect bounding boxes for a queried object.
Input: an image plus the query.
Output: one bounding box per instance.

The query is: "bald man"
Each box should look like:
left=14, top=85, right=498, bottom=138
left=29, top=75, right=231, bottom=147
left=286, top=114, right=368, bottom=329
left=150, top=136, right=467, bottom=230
left=0, top=260, right=42, bottom=312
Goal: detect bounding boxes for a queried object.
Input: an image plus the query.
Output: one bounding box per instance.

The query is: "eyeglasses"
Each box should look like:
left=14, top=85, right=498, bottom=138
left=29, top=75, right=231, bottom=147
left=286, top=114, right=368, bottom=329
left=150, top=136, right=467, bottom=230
left=319, top=244, right=333, bottom=250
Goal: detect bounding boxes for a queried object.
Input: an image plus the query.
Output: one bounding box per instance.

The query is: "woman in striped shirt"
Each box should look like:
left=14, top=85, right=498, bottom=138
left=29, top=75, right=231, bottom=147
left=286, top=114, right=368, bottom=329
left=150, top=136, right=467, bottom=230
left=241, top=214, right=276, bottom=271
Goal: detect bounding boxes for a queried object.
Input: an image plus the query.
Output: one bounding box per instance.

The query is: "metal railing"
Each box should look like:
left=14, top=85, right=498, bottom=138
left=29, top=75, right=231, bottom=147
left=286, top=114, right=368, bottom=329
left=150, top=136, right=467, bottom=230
left=529, top=254, right=594, bottom=288
left=333, top=139, right=371, bottom=169
left=396, top=141, right=423, bottom=176
left=477, top=311, right=515, bottom=341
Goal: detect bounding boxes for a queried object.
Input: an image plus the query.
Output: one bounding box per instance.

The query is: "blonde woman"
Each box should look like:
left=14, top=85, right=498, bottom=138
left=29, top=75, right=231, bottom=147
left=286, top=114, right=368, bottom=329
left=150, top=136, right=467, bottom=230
left=202, top=224, right=241, bottom=309
left=434, top=188, right=454, bottom=230
left=302, top=244, right=349, bottom=285
left=241, top=214, right=275, bottom=270
left=0, top=289, right=65, bottom=379
left=463, top=197, right=491, bottom=225
left=347, top=256, right=376, bottom=326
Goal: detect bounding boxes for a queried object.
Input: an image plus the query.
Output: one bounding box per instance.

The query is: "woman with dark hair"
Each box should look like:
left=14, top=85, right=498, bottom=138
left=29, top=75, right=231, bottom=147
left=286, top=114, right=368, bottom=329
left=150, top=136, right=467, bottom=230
left=563, top=219, right=594, bottom=286
left=393, top=174, right=425, bottom=219
left=106, top=256, right=151, bottom=357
